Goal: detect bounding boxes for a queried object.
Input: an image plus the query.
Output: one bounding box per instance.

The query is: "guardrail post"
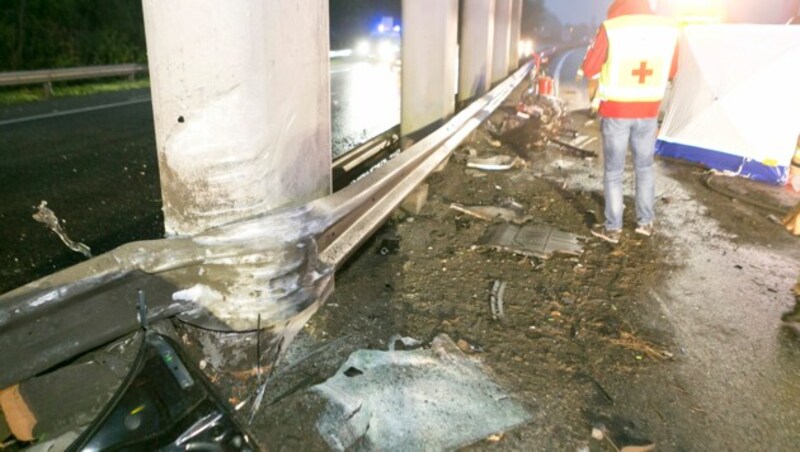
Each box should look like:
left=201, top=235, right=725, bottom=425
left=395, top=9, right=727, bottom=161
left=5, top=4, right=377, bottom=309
left=491, top=0, right=513, bottom=84
left=458, top=0, right=495, bottom=104
left=509, top=0, right=523, bottom=72
left=43, top=81, right=54, bottom=99
left=401, top=0, right=459, bottom=148
left=142, top=0, right=332, bottom=237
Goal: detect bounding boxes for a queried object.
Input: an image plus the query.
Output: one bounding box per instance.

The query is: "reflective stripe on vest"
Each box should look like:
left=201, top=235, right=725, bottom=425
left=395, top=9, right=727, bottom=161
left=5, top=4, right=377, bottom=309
left=600, top=15, right=678, bottom=103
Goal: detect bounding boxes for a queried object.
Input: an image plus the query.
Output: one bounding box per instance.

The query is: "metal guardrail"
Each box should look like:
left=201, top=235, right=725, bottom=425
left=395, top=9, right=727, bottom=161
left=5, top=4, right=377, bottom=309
left=332, top=126, right=400, bottom=191
left=0, top=60, right=535, bottom=389
left=0, top=64, right=148, bottom=96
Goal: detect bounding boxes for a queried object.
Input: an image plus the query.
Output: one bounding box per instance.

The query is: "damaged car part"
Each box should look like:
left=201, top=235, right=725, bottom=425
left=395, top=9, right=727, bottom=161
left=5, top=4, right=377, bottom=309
left=69, top=331, right=256, bottom=451
left=490, top=281, right=507, bottom=321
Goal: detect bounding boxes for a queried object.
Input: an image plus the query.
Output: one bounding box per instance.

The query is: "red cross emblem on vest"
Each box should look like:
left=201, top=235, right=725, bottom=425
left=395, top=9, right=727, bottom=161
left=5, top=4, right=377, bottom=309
left=632, top=61, right=654, bottom=84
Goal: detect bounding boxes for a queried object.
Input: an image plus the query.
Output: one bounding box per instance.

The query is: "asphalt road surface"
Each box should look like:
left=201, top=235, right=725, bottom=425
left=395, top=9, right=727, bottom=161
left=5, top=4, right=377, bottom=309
left=0, top=59, right=400, bottom=293
left=547, top=46, right=591, bottom=112
left=331, top=60, right=400, bottom=157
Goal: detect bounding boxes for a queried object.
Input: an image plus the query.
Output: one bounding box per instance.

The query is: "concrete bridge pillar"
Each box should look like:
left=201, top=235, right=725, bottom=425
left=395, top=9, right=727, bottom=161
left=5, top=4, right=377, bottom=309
left=509, top=0, right=523, bottom=73
left=458, top=0, right=495, bottom=104
left=401, top=0, right=459, bottom=146
left=141, top=0, right=331, bottom=237
left=492, top=0, right=513, bottom=84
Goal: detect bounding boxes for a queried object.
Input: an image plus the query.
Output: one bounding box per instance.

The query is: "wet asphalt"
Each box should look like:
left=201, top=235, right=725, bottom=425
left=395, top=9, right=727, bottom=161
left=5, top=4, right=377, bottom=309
left=542, top=114, right=800, bottom=450
left=0, top=58, right=400, bottom=293
left=544, top=47, right=800, bottom=449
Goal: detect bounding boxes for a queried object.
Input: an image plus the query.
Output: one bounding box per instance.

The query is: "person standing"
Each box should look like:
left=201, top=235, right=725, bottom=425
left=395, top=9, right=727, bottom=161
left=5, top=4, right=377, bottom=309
left=581, top=0, right=679, bottom=244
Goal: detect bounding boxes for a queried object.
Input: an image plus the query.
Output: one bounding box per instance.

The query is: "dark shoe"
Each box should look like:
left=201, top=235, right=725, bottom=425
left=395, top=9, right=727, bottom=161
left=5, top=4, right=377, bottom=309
left=635, top=223, right=654, bottom=237
left=591, top=225, right=621, bottom=244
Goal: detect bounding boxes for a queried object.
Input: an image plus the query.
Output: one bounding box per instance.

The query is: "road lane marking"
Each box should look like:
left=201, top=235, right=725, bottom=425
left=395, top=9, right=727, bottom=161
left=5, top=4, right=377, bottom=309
left=0, top=98, right=151, bottom=126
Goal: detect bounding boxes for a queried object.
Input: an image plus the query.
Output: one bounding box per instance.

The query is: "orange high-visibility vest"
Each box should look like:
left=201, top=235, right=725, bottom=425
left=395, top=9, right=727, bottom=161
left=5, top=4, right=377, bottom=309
left=599, top=15, right=678, bottom=103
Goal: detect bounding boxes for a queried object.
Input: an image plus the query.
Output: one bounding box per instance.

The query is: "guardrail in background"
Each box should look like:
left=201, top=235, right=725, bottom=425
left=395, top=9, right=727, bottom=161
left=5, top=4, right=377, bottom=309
left=0, top=64, right=149, bottom=97
left=0, top=51, right=352, bottom=98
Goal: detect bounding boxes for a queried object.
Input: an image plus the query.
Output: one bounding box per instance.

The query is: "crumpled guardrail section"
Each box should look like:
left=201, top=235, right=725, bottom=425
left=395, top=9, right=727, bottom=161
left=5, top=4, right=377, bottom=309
left=0, top=61, right=535, bottom=389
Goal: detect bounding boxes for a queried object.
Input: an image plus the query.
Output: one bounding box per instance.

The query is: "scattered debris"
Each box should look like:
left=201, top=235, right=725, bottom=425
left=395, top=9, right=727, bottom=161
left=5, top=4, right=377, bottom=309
left=482, top=93, right=567, bottom=151
left=466, top=155, right=522, bottom=171
left=487, top=138, right=502, bottom=148
left=486, top=433, right=503, bottom=442
left=453, top=147, right=479, bottom=164
left=588, top=414, right=656, bottom=452
left=478, top=223, right=585, bottom=259
left=32, top=201, right=92, bottom=258
left=378, top=237, right=401, bottom=255
left=607, top=331, right=672, bottom=361
left=702, top=172, right=786, bottom=215
left=490, top=280, right=507, bottom=321
left=0, top=331, right=255, bottom=450
left=387, top=335, right=422, bottom=351
left=767, top=214, right=783, bottom=225
left=518, top=93, right=565, bottom=129
left=312, top=334, right=531, bottom=451
left=456, top=339, right=484, bottom=354
left=450, top=203, right=533, bottom=225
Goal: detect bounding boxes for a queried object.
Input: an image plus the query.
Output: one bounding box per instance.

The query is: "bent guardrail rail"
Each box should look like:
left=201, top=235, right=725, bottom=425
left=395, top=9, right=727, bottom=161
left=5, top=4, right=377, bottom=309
left=0, top=61, right=535, bottom=389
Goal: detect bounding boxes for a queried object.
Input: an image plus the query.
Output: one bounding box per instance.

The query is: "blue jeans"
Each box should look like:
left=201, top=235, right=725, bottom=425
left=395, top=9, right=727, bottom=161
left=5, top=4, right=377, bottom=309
left=601, top=117, right=658, bottom=230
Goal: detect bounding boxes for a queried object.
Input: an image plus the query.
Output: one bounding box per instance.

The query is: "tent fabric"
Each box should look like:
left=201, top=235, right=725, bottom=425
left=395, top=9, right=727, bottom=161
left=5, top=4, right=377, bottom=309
left=656, top=24, right=800, bottom=185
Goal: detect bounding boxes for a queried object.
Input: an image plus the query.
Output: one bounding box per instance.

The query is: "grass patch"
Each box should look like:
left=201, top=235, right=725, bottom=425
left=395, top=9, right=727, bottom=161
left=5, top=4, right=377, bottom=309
left=0, top=78, right=150, bottom=106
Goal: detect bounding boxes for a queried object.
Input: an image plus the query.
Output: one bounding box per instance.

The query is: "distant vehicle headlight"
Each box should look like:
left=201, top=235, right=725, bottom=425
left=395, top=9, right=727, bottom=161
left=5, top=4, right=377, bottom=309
left=519, top=40, right=534, bottom=58
left=356, top=40, right=370, bottom=57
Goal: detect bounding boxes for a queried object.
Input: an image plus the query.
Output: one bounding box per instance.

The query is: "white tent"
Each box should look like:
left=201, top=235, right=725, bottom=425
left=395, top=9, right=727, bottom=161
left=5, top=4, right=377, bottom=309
left=656, top=24, right=800, bottom=184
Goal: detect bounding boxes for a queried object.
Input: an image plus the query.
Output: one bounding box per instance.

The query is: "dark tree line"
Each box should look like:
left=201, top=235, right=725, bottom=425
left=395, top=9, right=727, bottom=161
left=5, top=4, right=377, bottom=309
left=522, top=0, right=546, bottom=32
left=0, top=0, right=552, bottom=71
left=0, top=0, right=147, bottom=71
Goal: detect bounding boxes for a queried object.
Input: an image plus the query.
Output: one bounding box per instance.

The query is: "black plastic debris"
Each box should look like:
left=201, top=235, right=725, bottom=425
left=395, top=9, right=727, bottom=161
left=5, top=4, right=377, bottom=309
left=478, top=223, right=585, bottom=259
left=378, top=237, right=401, bottom=255
left=70, top=332, right=256, bottom=451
